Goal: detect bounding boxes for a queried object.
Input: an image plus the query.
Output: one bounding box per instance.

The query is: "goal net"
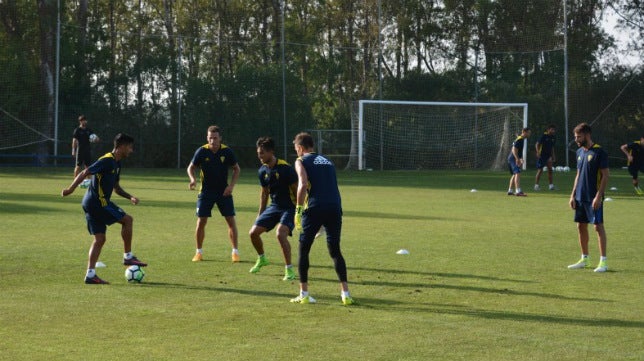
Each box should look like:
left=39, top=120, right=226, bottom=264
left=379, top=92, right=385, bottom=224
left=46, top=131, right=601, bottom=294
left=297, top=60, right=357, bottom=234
left=352, top=100, right=528, bottom=171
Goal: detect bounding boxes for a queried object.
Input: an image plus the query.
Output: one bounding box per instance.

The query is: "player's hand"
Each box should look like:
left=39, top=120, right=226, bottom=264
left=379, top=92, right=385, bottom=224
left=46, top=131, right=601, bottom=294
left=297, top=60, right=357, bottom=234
left=130, top=196, right=139, bottom=205
left=569, top=197, right=576, bottom=210
left=592, top=196, right=602, bottom=210
left=61, top=188, right=73, bottom=197
left=223, top=185, right=234, bottom=197
left=189, top=180, right=196, bottom=190
left=295, top=206, right=303, bottom=232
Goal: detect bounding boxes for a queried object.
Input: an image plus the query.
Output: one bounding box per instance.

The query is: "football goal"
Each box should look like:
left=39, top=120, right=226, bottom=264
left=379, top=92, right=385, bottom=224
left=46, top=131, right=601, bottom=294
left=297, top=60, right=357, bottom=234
left=350, top=100, right=528, bottom=171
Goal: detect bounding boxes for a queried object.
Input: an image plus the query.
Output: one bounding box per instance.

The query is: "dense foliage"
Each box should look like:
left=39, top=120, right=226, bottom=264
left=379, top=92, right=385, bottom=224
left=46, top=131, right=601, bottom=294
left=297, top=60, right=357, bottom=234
left=0, top=0, right=641, bottom=167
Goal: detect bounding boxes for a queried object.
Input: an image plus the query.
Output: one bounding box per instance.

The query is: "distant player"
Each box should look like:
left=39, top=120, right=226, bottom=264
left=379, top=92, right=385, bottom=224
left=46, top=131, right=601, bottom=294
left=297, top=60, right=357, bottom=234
left=507, top=127, right=531, bottom=196
left=619, top=135, right=644, bottom=195
left=187, top=125, right=241, bottom=263
left=72, top=115, right=99, bottom=188
left=62, top=133, right=147, bottom=284
left=534, top=125, right=556, bottom=191
left=567, top=123, right=609, bottom=273
left=248, top=137, right=297, bottom=281
left=290, top=132, right=354, bottom=305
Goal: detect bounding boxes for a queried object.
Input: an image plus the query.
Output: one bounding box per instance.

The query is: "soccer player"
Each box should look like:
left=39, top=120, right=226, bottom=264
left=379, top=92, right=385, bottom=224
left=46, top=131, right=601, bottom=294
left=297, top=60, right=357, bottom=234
left=187, top=125, right=241, bottom=263
left=290, top=132, right=354, bottom=305
left=567, top=123, right=609, bottom=273
left=71, top=115, right=99, bottom=188
left=534, top=125, right=556, bottom=191
left=248, top=137, right=297, bottom=281
left=62, top=133, right=147, bottom=284
left=619, top=135, right=644, bottom=195
left=507, top=127, right=531, bottom=196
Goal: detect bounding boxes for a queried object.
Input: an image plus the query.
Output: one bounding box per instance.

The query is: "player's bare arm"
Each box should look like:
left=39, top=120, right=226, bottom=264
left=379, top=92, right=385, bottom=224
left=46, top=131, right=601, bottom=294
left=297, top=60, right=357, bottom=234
left=61, top=168, right=91, bottom=196
left=115, top=183, right=139, bottom=205
left=224, top=163, right=241, bottom=197
left=294, top=159, right=308, bottom=207
left=187, top=162, right=197, bottom=190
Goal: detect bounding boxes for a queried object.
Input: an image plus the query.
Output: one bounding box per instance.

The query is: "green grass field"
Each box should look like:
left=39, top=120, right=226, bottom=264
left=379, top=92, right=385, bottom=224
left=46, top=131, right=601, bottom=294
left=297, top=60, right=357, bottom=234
left=1, top=167, right=643, bottom=361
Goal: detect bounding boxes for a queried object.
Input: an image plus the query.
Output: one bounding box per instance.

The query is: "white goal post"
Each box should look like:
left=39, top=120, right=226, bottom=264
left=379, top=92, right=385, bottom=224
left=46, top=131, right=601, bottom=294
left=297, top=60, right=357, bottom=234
left=355, top=100, right=528, bottom=171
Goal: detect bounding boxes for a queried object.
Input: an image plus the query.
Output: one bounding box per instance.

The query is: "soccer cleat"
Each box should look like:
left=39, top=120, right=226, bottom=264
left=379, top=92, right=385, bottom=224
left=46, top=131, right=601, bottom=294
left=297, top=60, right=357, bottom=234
left=567, top=258, right=588, bottom=269
left=249, top=255, right=269, bottom=273
left=594, top=261, right=608, bottom=273
left=534, top=184, right=541, bottom=191
left=549, top=184, right=557, bottom=191
left=635, top=186, right=644, bottom=196
left=290, top=295, right=316, bottom=304
left=342, top=296, right=355, bottom=306
left=231, top=252, right=240, bottom=263
left=507, top=191, right=514, bottom=196
left=515, top=192, right=527, bottom=197
left=283, top=267, right=296, bottom=281
left=123, top=256, right=147, bottom=267
left=85, top=275, right=109, bottom=284
left=192, top=253, right=203, bottom=262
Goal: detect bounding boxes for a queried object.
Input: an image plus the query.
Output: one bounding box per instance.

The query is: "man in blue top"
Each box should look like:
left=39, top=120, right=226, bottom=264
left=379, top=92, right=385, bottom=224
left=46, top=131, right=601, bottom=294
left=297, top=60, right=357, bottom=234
left=507, top=127, right=531, bottom=196
left=187, top=125, right=241, bottom=263
left=62, top=133, right=147, bottom=284
left=534, top=124, right=556, bottom=191
left=248, top=137, right=297, bottom=281
left=619, top=135, right=644, bottom=195
left=567, top=123, right=609, bottom=273
left=290, top=132, right=354, bottom=305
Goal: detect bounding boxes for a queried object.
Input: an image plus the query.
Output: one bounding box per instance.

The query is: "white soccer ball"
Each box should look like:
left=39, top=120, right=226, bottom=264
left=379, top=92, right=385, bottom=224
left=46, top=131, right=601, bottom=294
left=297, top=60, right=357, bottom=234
left=125, top=265, right=145, bottom=283
left=89, top=133, right=98, bottom=143
left=563, top=166, right=570, bottom=172
left=555, top=166, right=563, bottom=172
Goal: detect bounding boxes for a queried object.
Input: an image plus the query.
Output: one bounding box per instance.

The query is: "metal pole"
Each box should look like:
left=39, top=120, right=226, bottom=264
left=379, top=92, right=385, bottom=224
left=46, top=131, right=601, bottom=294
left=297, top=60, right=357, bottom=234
left=177, top=37, right=183, bottom=169
left=377, top=0, right=383, bottom=170
left=54, top=0, right=61, bottom=160
left=281, top=0, right=287, bottom=159
left=563, top=0, right=569, bottom=167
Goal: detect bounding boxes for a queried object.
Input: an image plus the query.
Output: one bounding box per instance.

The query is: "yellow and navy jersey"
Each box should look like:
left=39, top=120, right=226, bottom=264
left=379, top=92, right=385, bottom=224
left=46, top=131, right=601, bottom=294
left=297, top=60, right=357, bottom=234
left=575, top=144, right=608, bottom=202
left=536, top=132, right=555, bottom=158
left=507, top=135, right=527, bottom=160
left=298, top=152, right=341, bottom=209
left=625, top=141, right=643, bottom=166
left=258, top=159, right=297, bottom=209
left=191, top=144, right=238, bottom=193
left=82, top=152, right=121, bottom=208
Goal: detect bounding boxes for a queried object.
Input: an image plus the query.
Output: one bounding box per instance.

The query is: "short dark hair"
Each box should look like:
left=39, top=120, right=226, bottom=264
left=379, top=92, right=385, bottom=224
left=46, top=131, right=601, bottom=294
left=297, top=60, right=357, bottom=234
left=207, top=125, right=221, bottom=134
left=573, top=122, right=591, bottom=135
left=114, top=133, right=135, bottom=148
left=293, top=132, right=314, bottom=149
left=547, top=124, right=556, bottom=129
left=78, top=115, right=86, bottom=122
left=522, top=127, right=531, bottom=133
left=256, top=136, right=275, bottom=152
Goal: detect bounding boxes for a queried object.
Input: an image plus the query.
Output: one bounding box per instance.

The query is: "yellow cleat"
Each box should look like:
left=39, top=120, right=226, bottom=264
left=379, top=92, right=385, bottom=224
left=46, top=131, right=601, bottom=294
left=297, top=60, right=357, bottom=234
left=231, top=252, right=240, bottom=263
left=192, top=253, right=203, bottom=262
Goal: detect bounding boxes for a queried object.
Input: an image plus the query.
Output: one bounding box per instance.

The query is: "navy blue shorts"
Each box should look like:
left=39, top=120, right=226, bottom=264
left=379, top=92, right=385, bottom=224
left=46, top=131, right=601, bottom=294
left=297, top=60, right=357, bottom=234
left=508, top=158, right=522, bottom=174
left=628, top=165, right=644, bottom=179
left=299, top=206, right=342, bottom=246
left=574, top=200, right=604, bottom=224
left=83, top=201, right=126, bottom=235
left=255, top=205, right=295, bottom=232
left=196, top=191, right=235, bottom=217
left=536, top=156, right=552, bottom=169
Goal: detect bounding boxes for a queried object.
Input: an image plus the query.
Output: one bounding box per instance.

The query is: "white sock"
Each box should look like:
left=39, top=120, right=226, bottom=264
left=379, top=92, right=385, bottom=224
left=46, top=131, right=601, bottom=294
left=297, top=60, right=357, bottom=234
left=582, top=254, right=588, bottom=259
left=600, top=256, right=607, bottom=261
left=300, top=291, right=309, bottom=297
left=285, top=264, right=292, bottom=269
left=342, top=291, right=351, bottom=299
left=196, top=248, right=203, bottom=254
left=517, top=188, right=522, bottom=193
left=124, top=252, right=132, bottom=260
left=86, top=269, right=96, bottom=278
left=232, top=248, right=239, bottom=254
left=508, top=188, right=513, bottom=193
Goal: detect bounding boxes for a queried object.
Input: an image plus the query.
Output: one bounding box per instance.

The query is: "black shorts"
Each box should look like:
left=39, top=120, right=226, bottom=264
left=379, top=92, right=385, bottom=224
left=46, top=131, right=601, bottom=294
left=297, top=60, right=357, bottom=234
left=627, top=165, right=644, bottom=179
left=76, top=149, right=92, bottom=167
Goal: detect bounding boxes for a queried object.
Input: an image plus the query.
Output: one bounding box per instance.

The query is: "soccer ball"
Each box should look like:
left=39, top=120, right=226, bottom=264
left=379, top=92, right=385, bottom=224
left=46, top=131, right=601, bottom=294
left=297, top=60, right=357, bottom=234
left=89, top=133, right=98, bottom=143
left=125, top=265, right=145, bottom=283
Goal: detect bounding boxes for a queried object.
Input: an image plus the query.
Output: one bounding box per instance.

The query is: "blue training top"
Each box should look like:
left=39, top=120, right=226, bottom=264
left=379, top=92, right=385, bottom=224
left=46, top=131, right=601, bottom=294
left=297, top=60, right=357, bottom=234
left=575, top=144, right=608, bottom=202
left=258, top=159, right=297, bottom=209
left=82, top=152, right=121, bottom=208
left=507, top=135, right=528, bottom=160
left=536, top=132, right=555, bottom=159
left=190, top=144, right=238, bottom=194
left=298, top=152, right=341, bottom=209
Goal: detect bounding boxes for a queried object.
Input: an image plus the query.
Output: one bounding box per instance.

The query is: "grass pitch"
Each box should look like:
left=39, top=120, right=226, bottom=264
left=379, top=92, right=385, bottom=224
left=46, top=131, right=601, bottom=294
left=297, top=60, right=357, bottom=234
left=1, top=167, right=643, bottom=361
